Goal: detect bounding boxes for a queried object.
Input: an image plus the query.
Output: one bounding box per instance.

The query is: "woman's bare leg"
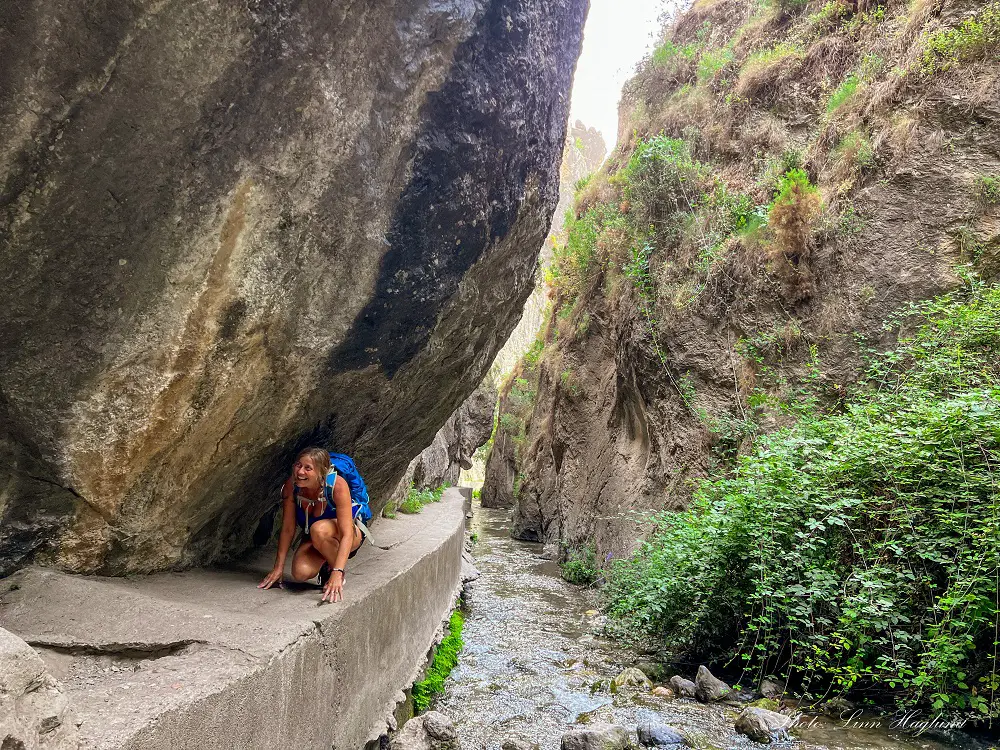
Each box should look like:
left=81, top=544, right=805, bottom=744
left=290, top=541, right=327, bottom=581
left=290, top=520, right=362, bottom=581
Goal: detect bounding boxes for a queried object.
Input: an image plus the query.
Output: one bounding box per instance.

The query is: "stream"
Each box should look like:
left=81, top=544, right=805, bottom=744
left=433, top=502, right=983, bottom=750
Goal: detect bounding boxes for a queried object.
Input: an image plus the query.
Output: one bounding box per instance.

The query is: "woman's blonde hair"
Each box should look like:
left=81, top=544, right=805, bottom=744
left=296, top=447, right=331, bottom=485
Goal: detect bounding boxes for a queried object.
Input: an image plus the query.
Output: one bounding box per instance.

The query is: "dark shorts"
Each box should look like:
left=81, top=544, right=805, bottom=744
left=348, top=522, right=367, bottom=559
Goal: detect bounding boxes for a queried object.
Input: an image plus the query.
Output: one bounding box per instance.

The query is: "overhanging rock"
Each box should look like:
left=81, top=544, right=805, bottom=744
left=0, top=0, right=587, bottom=575
left=0, top=490, right=466, bottom=749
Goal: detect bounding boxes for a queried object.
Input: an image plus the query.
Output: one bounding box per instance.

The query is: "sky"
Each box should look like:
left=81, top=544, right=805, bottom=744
left=569, top=0, right=672, bottom=154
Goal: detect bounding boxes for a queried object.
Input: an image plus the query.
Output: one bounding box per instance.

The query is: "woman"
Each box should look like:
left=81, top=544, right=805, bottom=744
left=258, top=447, right=366, bottom=602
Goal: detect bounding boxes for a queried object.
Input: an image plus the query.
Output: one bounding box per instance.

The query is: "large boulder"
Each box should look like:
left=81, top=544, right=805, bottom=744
left=734, top=707, right=794, bottom=744
left=668, top=676, right=697, bottom=699
left=561, top=724, right=631, bottom=750
left=0, top=0, right=587, bottom=575
left=392, top=710, right=461, bottom=750
left=611, top=667, right=653, bottom=692
left=0, top=627, right=79, bottom=750
left=694, top=666, right=731, bottom=702
left=637, top=723, right=684, bottom=747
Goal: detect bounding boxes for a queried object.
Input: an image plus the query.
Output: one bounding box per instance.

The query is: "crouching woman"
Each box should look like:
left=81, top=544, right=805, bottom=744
left=258, top=447, right=365, bottom=602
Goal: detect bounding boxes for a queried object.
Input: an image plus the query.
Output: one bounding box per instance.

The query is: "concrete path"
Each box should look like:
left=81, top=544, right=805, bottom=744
left=0, top=489, right=467, bottom=750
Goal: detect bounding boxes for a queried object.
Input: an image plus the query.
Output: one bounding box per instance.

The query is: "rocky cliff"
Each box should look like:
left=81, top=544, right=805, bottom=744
left=485, top=0, right=999, bottom=558
left=489, top=121, right=608, bottom=378
left=387, top=380, right=497, bottom=506
left=0, top=0, right=588, bottom=575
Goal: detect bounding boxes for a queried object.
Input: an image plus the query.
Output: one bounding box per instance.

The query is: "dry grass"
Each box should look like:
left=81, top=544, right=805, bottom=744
left=735, top=42, right=805, bottom=102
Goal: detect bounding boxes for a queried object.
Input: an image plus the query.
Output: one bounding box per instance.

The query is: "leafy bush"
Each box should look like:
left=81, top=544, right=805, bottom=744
left=412, top=609, right=464, bottom=712
left=826, top=73, right=859, bottom=114
left=399, top=484, right=446, bottom=514
left=921, top=3, right=1000, bottom=73
left=975, top=175, right=1000, bottom=206
left=605, top=280, right=1000, bottom=714
left=562, top=545, right=599, bottom=584
left=697, top=47, right=735, bottom=84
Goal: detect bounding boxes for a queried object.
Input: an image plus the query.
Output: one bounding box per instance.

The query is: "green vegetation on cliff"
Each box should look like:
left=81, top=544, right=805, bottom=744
left=486, top=0, right=1000, bottom=715
left=606, top=278, right=1000, bottom=714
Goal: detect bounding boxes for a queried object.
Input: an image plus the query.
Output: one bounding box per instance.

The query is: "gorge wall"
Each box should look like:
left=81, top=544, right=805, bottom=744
left=484, top=0, right=999, bottom=558
left=0, top=0, right=588, bottom=576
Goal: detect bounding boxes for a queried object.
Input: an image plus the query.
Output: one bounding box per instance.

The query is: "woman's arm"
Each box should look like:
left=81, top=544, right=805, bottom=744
left=321, top=475, right=355, bottom=603
left=259, top=479, right=296, bottom=589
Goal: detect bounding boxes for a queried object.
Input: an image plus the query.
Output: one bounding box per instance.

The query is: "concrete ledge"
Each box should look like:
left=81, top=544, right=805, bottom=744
left=0, top=489, right=467, bottom=749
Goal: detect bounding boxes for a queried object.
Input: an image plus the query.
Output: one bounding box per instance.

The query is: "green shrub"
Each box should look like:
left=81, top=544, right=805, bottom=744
left=412, top=609, right=464, bottom=712
left=826, top=73, right=859, bottom=114
left=399, top=484, right=446, bottom=514
left=652, top=39, right=699, bottom=67
left=836, top=129, right=876, bottom=170
left=561, top=545, right=599, bottom=584
left=605, top=280, right=1000, bottom=714
left=697, top=47, right=735, bottom=84
left=921, top=3, right=1000, bottom=73
left=975, top=175, right=1000, bottom=206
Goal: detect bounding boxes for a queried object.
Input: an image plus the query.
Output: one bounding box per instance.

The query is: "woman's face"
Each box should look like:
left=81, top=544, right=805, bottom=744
left=293, top=457, right=322, bottom=490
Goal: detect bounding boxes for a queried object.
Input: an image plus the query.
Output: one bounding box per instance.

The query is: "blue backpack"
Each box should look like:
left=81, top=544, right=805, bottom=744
left=326, top=452, right=373, bottom=523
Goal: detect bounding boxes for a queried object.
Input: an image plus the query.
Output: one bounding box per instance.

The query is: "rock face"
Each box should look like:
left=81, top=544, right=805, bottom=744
left=0, top=0, right=588, bottom=575
left=0, top=627, right=79, bottom=750
left=482, top=121, right=606, bottom=510
left=388, top=380, right=498, bottom=505
left=486, top=0, right=999, bottom=576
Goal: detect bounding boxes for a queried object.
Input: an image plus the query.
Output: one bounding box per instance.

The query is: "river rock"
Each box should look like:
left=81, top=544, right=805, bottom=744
left=392, top=710, right=461, bottom=750
left=611, top=667, right=653, bottom=692
left=461, top=558, right=481, bottom=583
left=561, top=723, right=632, bottom=750
left=652, top=686, right=674, bottom=698
left=502, top=739, right=541, bottom=750
left=0, top=627, right=79, bottom=750
left=759, top=678, right=785, bottom=699
left=637, top=722, right=684, bottom=747
left=821, top=696, right=855, bottom=717
left=669, top=676, right=697, bottom=698
left=0, top=0, right=587, bottom=577
left=734, top=707, right=794, bottom=744
left=694, top=666, right=731, bottom=702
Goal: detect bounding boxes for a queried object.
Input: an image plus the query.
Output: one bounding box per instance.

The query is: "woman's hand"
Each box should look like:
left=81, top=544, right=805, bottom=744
left=322, top=571, right=344, bottom=603
left=258, top=567, right=284, bottom=590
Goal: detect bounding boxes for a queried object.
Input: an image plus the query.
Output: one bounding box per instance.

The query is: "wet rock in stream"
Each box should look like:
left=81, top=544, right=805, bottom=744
left=560, top=723, right=631, bottom=750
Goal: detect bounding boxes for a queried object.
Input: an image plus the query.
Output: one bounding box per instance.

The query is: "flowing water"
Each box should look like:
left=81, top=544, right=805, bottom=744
left=434, top=503, right=986, bottom=750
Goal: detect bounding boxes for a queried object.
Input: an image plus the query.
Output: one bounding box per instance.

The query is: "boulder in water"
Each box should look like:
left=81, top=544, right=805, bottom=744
left=502, top=739, right=541, bottom=750
left=694, top=665, right=731, bottom=702
left=560, top=723, right=632, bottom=750
left=734, top=707, right=794, bottom=744
left=637, top=722, right=685, bottom=747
